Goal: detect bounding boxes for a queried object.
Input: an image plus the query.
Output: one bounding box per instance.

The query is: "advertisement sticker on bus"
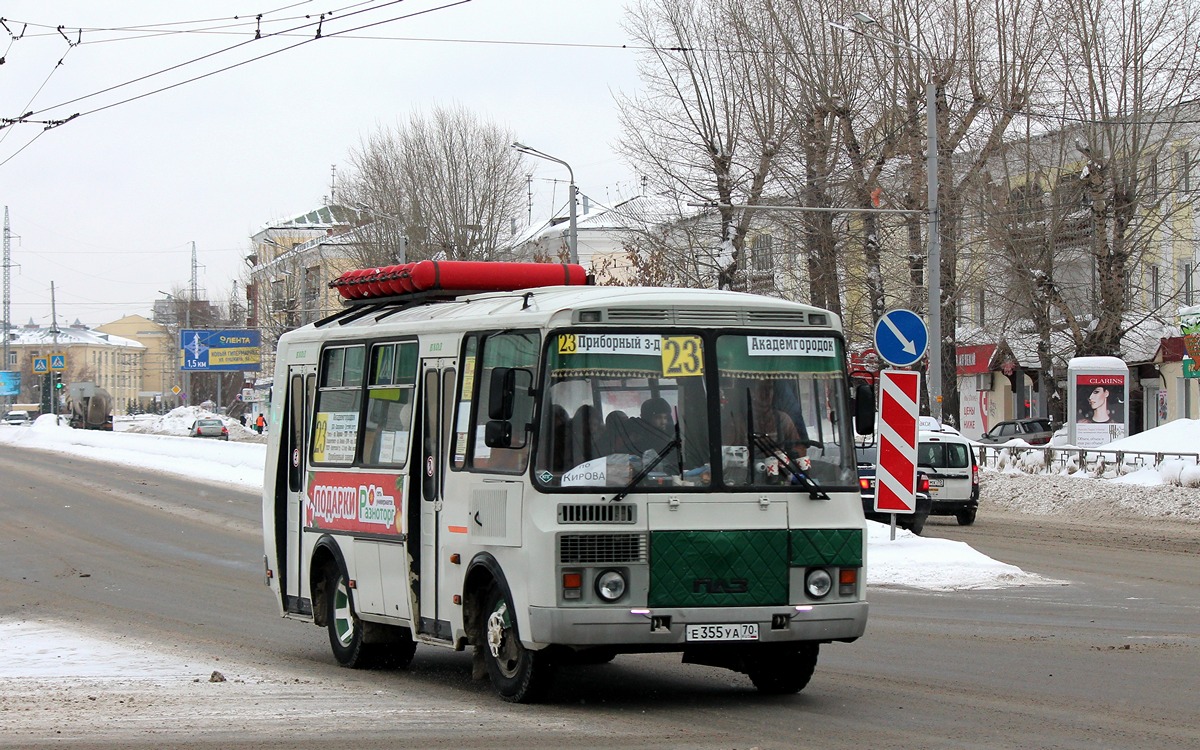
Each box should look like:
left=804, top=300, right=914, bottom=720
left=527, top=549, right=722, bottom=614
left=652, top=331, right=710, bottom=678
left=312, top=411, right=360, bottom=463
left=306, top=471, right=403, bottom=535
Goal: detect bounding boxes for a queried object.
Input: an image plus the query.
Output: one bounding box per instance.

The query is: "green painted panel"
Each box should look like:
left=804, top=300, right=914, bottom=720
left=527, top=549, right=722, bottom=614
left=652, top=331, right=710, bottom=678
left=649, top=529, right=788, bottom=607
left=790, top=528, right=863, bottom=567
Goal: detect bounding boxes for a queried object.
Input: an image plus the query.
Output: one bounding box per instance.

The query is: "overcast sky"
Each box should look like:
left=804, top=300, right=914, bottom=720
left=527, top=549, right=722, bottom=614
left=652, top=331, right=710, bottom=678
left=1, top=1, right=642, bottom=329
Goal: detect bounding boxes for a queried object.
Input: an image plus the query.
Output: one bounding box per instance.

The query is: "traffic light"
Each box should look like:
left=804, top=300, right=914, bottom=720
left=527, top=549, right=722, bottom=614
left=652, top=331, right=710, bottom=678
left=53, top=372, right=64, bottom=390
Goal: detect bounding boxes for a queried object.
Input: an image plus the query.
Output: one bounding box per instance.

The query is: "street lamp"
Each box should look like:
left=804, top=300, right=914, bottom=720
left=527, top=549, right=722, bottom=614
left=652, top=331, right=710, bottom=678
left=355, top=202, right=408, bottom=263
left=511, top=142, right=578, bottom=265
left=835, top=13, right=943, bottom=422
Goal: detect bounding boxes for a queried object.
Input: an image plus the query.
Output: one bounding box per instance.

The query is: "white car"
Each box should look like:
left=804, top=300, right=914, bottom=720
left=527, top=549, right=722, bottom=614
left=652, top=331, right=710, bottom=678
left=3, top=410, right=32, bottom=426
left=917, top=429, right=980, bottom=525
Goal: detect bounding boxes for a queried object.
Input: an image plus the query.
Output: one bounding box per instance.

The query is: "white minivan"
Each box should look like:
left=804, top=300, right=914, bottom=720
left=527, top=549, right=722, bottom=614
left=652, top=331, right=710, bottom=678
left=917, top=429, right=980, bottom=525
left=3, top=410, right=32, bottom=426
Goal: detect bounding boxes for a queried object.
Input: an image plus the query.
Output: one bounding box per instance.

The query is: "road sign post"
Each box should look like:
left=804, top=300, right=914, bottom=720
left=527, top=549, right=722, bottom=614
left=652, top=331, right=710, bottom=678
left=875, top=369, right=921, bottom=540
left=873, top=309, right=929, bottom=368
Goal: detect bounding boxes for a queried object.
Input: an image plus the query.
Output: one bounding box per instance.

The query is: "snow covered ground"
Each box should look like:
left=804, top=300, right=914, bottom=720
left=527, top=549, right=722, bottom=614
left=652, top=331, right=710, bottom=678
left=1, top=407, right=1197, bottom=683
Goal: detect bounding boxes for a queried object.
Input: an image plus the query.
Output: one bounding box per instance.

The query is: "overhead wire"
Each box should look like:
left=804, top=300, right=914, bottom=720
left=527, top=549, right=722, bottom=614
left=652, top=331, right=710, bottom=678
left=15, top=0, right=414, bottom=119
left=66, top=0, right=474, bottom=124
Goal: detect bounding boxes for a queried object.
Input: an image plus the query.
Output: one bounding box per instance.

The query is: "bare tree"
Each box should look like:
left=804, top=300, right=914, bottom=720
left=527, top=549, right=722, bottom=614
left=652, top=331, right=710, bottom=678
left=977, top=0, right=1200, bottom=425
left=1048, top=0, right=1200, bottom=356
left=616, top=0, right=797, bottom=289
left=344, top=104, right=526, bottom=266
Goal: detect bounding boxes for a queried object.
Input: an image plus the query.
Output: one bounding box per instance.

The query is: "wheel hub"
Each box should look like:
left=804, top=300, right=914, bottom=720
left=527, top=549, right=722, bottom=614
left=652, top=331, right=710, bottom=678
left=486, top=601, right=508, bottom=658
left=333, top=580, right=354, bottom=647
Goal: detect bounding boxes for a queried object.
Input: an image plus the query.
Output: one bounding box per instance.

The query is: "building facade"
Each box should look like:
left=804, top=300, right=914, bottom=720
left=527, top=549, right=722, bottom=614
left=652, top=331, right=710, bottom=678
left=6, top=319, right=145, bottom=413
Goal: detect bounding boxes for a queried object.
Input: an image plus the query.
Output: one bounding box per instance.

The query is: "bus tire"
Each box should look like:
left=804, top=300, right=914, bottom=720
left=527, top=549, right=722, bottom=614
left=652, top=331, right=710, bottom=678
left=378, top=629, right=418, bottom=669
left=747, top=643, right=819, bottom=695
left=481, top=584, right=555, bottom=703
left=326, top=565, right=379, bottom=669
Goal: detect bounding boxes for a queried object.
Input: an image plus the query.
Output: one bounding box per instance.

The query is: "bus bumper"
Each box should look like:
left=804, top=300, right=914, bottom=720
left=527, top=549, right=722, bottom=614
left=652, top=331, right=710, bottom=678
left=527, top=601, right=868, bottom=647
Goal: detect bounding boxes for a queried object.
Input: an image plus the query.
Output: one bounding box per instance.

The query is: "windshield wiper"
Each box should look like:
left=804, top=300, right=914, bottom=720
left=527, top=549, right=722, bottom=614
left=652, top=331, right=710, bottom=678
left=749, top=430, right=829, bottom=500
left=742, top=387, right=826, bottom=498
left=610, top=436, right=681, bottom=503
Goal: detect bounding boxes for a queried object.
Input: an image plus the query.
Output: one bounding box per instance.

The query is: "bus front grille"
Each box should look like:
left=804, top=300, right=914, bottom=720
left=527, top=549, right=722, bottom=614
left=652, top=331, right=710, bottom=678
left=559, top=533, right=647, bottom=564
left=558, top=504, right=637, bottom=524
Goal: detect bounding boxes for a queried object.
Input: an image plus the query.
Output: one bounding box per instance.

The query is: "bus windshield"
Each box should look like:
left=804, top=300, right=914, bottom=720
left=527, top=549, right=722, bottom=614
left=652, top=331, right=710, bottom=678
left=533, top=330, right=857, bottom=491
left=714, top=333, right=857, bottom=488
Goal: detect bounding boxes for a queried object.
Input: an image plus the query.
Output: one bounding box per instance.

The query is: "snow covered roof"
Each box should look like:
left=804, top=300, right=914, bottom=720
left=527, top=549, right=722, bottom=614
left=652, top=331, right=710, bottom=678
left=258, top=204, right=363, bottom=234
left=7, top=323, right=145, bottom=349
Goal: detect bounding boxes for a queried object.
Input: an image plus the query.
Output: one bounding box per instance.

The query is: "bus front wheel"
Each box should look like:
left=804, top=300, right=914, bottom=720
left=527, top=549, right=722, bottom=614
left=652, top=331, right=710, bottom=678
left=481, top=585, right=555, bottom=703
left=746, top=643, right=819, bottom=694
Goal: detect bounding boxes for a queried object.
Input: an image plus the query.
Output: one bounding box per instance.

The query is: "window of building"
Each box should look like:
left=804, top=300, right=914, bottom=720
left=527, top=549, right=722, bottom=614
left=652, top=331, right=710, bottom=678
left=1182, top=260, right=1196, bottom=306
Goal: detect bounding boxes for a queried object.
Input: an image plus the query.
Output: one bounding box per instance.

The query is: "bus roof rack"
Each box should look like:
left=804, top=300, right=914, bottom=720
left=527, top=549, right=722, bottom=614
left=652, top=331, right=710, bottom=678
left=329, top=260, right=589, bottom=306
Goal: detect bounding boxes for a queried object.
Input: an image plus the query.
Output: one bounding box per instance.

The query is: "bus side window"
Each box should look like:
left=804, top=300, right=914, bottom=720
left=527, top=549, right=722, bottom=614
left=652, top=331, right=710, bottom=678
left=470, top=331, right=538, bottom=473
left=363, top=341, right=418, bottom=466
left=311, top=344, right=365, bottom=465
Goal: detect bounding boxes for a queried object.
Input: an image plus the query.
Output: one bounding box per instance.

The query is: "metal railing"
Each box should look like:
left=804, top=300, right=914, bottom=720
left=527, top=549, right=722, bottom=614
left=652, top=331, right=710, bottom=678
left=976, top=443, right=1200, bottom=480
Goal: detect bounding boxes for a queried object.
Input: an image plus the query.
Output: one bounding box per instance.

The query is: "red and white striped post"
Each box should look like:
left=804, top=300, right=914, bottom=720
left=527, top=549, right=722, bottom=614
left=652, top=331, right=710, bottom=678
left=874, top=369, right=920, bottom=538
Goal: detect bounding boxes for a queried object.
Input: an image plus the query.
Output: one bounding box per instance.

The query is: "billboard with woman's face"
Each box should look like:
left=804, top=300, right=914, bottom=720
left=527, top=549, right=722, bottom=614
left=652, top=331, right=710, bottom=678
left=1073, top=373, right=1126, bottom=447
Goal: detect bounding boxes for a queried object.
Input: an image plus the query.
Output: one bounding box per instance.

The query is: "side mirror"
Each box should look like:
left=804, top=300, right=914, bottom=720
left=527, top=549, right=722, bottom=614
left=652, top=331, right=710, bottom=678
left=488, top=367, right=517, bottom=420
left=853, top=383, right=876, bottom=436
left=485, top=367, right=533, bottom=448
left=484, top=419, right=514, bottom=448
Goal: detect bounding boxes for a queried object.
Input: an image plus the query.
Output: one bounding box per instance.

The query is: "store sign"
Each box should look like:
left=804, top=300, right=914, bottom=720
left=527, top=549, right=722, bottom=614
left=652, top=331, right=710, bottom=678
left=955, top=344, right=995, bottom=375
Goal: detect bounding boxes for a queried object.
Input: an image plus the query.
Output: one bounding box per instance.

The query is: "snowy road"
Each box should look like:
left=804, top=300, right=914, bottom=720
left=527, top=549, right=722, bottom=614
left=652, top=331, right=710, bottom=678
left=1, top=435, right=1197, bottom=748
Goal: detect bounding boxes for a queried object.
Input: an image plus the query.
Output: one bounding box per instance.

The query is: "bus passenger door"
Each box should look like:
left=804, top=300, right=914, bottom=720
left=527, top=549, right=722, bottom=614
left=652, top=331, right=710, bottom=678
left=415, top=360, right=456, bottom=639
left=282, top=365, right=315, bottom=615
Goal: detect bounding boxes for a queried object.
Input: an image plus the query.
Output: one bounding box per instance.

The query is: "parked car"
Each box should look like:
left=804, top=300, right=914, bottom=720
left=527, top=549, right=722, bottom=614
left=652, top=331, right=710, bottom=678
left=189, top=418, right=229, bottom=440
left=3, top=410, right=32, bottom=426
left=976, top=417, right=1058, bottom=446
left=917, top=429, right=980, bottom=525
left=856, top=444, right=932, bottom=534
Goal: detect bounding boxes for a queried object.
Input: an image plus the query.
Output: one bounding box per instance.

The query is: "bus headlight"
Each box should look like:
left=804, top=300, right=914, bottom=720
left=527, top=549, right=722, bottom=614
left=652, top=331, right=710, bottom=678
left=805, top=568, right=832, bottom=599
left=595, top=570, right=627, bottom=601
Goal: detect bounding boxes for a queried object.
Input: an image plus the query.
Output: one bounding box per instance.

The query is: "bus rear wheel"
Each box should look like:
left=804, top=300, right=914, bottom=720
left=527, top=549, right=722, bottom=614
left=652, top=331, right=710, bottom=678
left=481, top=585, right=555, bottom=703
left=746, top=643, right=819, bottom=695
left=327, top=566, right=371, bottom=667
left=326, top=565, right=415, bottom=669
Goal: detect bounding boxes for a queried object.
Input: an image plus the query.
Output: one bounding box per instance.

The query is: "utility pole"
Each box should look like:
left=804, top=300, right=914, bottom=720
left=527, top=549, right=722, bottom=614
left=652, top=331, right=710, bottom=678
left=2, top=207, right=11, bottom=407
left=186, top=241, right=196, bottom=406
left=50, top=281, right=60, bottom=417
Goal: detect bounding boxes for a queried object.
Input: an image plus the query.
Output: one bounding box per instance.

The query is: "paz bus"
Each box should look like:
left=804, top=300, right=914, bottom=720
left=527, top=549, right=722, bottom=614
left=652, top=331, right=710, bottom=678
left=262, top=260, right=875, bottom=702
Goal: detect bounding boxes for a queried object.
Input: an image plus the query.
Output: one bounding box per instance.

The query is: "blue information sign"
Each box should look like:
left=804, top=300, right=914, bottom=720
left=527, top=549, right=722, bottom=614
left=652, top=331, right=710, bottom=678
left=873, top=309, right=929, bottom=368
left=180, top=329, right=262, bottom=372
left=0, top=371, right=20, bottom=397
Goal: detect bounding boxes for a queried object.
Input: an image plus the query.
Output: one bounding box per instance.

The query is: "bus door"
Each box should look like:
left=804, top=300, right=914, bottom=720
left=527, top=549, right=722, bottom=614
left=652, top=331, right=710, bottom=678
left=414, top=359, right=456, bottom=639
left=282, top=364, right=316, bottom=615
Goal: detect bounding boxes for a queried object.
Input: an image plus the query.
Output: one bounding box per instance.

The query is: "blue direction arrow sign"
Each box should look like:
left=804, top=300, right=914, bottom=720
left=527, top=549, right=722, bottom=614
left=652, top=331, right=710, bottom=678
left=32, top=357, right=48, bottom=373
left=874, top=309, right=929, bottom=368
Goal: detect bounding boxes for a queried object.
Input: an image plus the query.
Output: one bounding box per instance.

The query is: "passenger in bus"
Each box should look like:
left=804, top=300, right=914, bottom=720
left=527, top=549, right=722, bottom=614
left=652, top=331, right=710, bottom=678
left=542, top=404, right=574, bottom=472
left=606, top=397, right=677, bottom=461
left=604, top=410, right=633, bottom=453
left=772, top=379, right=811, bottom=450
left=721, top=379, right=807, bottom=459
left=571, top=404, right=606, bottom=462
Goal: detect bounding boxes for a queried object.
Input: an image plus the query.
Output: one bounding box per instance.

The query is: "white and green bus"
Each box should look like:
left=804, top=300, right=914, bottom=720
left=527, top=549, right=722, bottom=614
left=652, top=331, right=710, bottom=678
left=262, top=261, right=875, bottom=702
